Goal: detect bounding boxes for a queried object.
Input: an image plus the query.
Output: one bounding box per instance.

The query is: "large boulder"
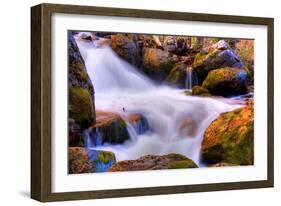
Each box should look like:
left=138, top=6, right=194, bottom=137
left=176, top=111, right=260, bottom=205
left=68, top=33, right=96, bottom=146
left=69, top=87, right=94, bottom=128
left=68, top=33, right=95, bottom=103
left=68, top=147, right=117, bottom=173
left=202, top=67, right=248, bottom=96
left=108, top=153, right=198, bottom=172
left=201, top=103, right=254, bottom=165
left=111, top=33, right=141, bottom=67
left=142, top=48, right=178, bottom=82
left=89, top=111, right=130, bottom=146
left=192, top=40, right=244, bottom=82
left=68, top=147, right=92, bottom=174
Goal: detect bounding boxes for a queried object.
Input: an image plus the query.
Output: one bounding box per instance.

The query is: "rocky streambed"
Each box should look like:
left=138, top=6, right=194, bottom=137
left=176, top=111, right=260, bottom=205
left=68, top=32, right=254, bottom=174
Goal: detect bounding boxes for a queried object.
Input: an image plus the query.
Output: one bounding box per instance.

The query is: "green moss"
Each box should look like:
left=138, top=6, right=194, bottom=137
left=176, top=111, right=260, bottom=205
left=168, top=160, right=198, bottom=169
left=202, top=67, right=248, bottom=96
left=167, top=153, right=189, bottom=160
left=202, top=106, right=254, bottom=166
left=202, top=144, right=224, bottom=164
left=166, top=63, right=186, bottom=88
left=191, top=37, right=203, bottom=50
left=97, top=151, right=116, bottom=164
left=95, top=117, right=130, bottom=144
left=192, top=86, right=210, bottom=96
left=193, top=52, right=208, bottom=68
left=184, top=90, right=192, bottom=96
left=69, top=87, right=94, bottom=128
left=224, top=124, right=254, bottom=165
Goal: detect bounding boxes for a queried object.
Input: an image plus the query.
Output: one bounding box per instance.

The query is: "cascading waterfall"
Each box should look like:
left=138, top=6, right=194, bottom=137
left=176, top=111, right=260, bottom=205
left=185, top=65, right=198, bottom=90
left=75, top=32, right=242, bottom=166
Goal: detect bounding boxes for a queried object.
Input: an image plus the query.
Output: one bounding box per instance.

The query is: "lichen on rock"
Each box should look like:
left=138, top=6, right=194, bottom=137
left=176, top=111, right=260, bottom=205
left=108, top=153, right=198, bottom=172
left=201, top=103, right=254, bottom=165
left=202, top=67, right=248, bottom=96
left=69, top=87, right=94, bottom=128
left=68, top=147, right=92, bottom=174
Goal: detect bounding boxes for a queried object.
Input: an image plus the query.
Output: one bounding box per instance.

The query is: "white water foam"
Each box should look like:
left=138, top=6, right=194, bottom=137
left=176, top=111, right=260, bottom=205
left=75, top=32, right=241, bottom=166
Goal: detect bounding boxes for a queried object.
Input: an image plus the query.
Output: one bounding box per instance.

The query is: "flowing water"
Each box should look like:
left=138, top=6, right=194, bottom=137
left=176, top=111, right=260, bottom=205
left=75, top=33, right=242, bottom=166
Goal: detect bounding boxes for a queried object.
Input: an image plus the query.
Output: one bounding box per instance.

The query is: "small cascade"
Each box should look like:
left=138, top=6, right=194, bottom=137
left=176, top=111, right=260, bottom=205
left=131, top=115, right=150, bottom=135
left=83, top=129, right=92, bottom=148
left=83, top=128, right=104, bottom=148
left=75, top=32, right=242, bottom=165
left=186, top=66, right=193, bottom=89
left=186, top=66, right=198, bottom=90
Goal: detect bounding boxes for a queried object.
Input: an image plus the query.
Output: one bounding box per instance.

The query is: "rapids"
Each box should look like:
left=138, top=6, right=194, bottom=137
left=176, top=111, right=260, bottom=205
left=75, top=33, right=242, bottom=166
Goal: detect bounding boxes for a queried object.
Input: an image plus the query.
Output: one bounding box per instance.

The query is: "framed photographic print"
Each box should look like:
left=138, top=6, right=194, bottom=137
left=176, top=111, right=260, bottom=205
left=31, top=3, right=274, bottom=202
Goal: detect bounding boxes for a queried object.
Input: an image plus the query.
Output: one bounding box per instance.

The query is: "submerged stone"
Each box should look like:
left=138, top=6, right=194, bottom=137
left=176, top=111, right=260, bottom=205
left=88, top=150, right=116, bottom=172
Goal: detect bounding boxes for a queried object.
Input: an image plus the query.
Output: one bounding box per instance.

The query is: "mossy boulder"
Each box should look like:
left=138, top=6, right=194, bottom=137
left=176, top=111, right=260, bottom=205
left=142, top=48, right=178, bottom=82
left=68, top=33, right=95, bottom=102
left=192, top=40, right=244, bottom=83
left=68, top=33, right=96, bottom=147
left=68, top=147, right=117, bottom=173
left=108, top=153, right=198, bottom=172
left=111, top=33, right=141, bottom=67
left=89, top=111, right=130, bottom=146
left=88, top=150, right=116, bottom=172
left=202, top=67, right=248, bottom=96
left=68, top=147, right=92, bottom=174
left=69, top=87, right=94, bottom=128
left=166, top=62, right=187, bottom=88
left=191, top=85, right=211, bottom=96
left=201, top=103, right=254, bottom=165
left=168, top=160, right=198, bottom=169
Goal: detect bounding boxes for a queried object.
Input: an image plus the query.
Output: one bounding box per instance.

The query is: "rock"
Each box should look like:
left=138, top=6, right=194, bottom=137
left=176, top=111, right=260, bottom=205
left=68, top=147, right=92, bottom=174
left=69, top=118, right=84, bottom=147
left=201, top=103, right=254, bottom=165
left=235, top=40, right=254, bottom=85
left=210, top=162, right=237, bottom=167
left=137, top=34, right=163, bottom=49
left=142, top=48, right=178, bottom=81
left=80, top=33, right=93, bottom=41
left=68, top=33, right=95, bottom=103
left=111, top=33, right=141, bottom=67
left=68, top=33, right=96, bottom=146
left=69, top=87, right=94, bottom=128
left=192, top=40, right=244, bottom=82
left=87, top=150, right=116, bottom=172
left=163, top=36, right=187, bottom=55
left=89, top=111, right=130, bottom=146
left=202, top=67, right=248, bottom=96
left=166, top=62, right=187, bottom=88
left=68, top=147, right=117, bottom=173
left=191, top=85, right=210, bottom=96
left=108, top=153, right=198, bottom=172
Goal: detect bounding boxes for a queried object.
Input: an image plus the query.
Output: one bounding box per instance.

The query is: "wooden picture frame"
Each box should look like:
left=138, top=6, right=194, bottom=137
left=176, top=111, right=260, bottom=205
left=31, top=3, right=274, bottom=202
